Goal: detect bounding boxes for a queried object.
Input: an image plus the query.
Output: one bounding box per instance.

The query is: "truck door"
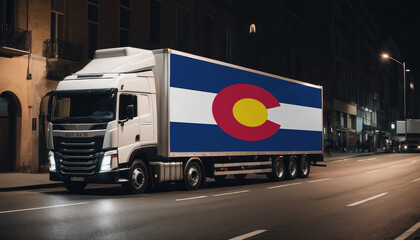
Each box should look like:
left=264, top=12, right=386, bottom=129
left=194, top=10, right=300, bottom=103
left=118, top=93, right=140, bottom=164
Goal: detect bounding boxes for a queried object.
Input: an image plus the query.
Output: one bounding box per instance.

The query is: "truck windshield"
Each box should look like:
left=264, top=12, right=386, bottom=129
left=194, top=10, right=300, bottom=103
left=50, top=89, right=117, bottom=123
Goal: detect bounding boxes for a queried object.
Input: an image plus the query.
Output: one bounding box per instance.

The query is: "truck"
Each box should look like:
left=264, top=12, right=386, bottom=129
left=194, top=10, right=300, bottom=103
left=45, top=47, right=324, bottom=194
left=396, top=119, right=420, bottom=152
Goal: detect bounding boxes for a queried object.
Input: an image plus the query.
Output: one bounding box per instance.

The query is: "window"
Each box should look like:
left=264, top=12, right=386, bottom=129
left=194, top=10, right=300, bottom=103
left=88, top=0, right=99, bottom=59
left=177, top=6, right=189, bottom=50
left=149, top=0, right=160, bottom=45
left=0, top=0, right=16, bottom=27
left=223, top=27, right=231, bottom=62
left=119, top=94, right=137, bottom=120
left=51, top=0, right=67, bottom=41
left=120, top=0, right=131, bottom=46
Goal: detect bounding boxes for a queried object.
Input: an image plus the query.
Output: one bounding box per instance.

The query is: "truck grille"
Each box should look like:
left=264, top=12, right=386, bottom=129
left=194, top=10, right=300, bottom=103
left=54, top=136, right=104, bottom=176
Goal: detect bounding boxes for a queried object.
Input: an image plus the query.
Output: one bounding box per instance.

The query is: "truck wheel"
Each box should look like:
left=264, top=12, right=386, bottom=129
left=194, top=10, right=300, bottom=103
left=269, top=157, right=285, bottom=181
left=125, top=160, right=149, bottom=194
left=297, top=156, right=310, bottom=178
left=285, top=157, right=298, bottom=180
left=64, top=181, right=87, bottom=194
left=184, top=161, right=202, bottom=191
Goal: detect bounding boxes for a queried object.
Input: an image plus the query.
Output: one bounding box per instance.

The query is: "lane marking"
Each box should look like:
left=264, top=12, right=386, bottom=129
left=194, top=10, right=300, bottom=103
left=0, top=202, right=89, bottom=214
left=366, top=169, right=384, bottom=174
left=332, top=158, right=351, bottom=163
left=267, top=182, right=301, bottom=189
left=229, top=230, right=267, bottom=240
left=388, top=164, right=406, bottom=168
left=308, top=178, right=331, bottom=183
left=175, top=196, right=208, bottom=202
left=346, top=192, right=388, bottom=207
left=357, top=158, right=377, bottom=162
left=412, top=160, right=418, bottom=163
left=395, top=222, right=420, bottom=240
left=213, top=190, right=250, bottom=197
left=412, top=178, right=420, bottom=183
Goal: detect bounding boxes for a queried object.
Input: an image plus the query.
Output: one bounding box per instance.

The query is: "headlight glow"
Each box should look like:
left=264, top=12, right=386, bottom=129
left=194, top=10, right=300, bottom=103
left=404, top=145, right=408, bottom=150
left=100, top=150, right=118, bottom=172
left=49, top=151, right=56, bottom=172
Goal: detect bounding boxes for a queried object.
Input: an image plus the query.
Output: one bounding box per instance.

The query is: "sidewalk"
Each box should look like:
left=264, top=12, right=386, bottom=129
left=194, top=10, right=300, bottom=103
left=0, top=152, right=379, bottom=192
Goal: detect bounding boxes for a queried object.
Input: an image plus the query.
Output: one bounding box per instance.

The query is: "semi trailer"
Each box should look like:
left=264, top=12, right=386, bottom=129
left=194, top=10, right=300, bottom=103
left=46, top=47, right=324, bottom=193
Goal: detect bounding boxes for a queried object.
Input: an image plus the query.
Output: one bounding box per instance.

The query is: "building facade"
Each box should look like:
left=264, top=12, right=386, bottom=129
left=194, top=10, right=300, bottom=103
left=0, top=0, right=238, bottom=172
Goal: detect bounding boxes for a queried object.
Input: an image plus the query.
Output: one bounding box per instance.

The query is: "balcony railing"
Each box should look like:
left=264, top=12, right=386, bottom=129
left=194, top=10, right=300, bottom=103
left=43, top=39, right=82, bottom=63
left=0, top=24, right=31, bottom=56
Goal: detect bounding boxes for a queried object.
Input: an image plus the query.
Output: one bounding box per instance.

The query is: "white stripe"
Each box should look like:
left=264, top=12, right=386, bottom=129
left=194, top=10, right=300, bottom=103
left=175, top=196, right=208, bottom=202
left=395, top=222, right=420, bottom=240
left=412, top=160, right=418, bottom=163
left=412, top=178, right=420, bottom=183
left=170, top=87, right=217, bottom=125
left=267, top=103, right=322, bottom=131
left=332, top=158, right=351, bottom=163
left=366, top=169, right=384, bottom=174
left=0, top=202, right=89, bottom=214
left=357, top=158, right=377, bottom=162
left=267, top=182, right=301, bottom=189
left=170, top=87, right=322, bottom=132
left=308, top=178, right=331, bottom=183
left=346, top=192, right=388, bottom=207
left=388, top=164, right=405, bottom=168
left=229, top=230, right=267, bottom=240
left=213, top=190, right=250, bottom=197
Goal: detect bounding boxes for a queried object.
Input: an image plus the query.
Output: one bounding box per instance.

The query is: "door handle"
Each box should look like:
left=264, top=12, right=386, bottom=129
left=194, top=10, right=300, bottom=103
left=135, top=135, right=140, bottom=141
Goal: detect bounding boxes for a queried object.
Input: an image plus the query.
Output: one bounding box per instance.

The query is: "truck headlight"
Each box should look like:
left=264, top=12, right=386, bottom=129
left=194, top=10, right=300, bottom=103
left=49, top=151, right=56, bottom=172
left=100, top=150, right=118, bottom=172
left=404, top=145, right=408, bottom=150
left=417, top=145, right=420, bottom=149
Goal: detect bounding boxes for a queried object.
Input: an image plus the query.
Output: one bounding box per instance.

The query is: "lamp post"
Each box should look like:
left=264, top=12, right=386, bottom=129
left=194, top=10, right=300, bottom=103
left=381, top=53, right=408, bottom=140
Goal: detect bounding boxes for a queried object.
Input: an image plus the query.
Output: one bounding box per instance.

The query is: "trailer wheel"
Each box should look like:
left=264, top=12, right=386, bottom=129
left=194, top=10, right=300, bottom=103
left=184, top=161, right=202, bottom=191
left=64, top=181, right=87, bottom=194
left=125, top=159, right=149, bottom=194
left=269, top=157, right=285, bottom=181
left=285, top=157, right=298, bottom=180
left=297, top=156, right=310, bottom=178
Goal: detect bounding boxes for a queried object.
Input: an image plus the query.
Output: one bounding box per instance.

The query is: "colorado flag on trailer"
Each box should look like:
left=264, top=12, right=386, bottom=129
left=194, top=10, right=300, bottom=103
left=168, top=53, right=323, bottom=154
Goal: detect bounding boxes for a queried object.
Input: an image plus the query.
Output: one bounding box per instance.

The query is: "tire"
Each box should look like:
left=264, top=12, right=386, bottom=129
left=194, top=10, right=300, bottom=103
left=125, top=160, right=149, bottom=194
left=64, top=181, right=87, bottom=194
left=285, top=156, right=298, bottom=180
left=297, top=156, right=311, bottom=178
left=268, top=157, right=285, bottom=181
left=184, top=161, right=202, bottom=191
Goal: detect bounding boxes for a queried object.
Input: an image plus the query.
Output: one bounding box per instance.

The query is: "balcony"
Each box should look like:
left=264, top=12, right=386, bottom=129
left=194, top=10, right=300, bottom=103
left=43, top=39, right=82, bottom=63
left=0, top=24, right=31, bottom=57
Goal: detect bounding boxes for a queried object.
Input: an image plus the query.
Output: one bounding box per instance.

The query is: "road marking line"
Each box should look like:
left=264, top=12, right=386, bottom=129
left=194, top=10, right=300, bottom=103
left=412, top=160, right=418, bottom=163
left=175, top=196, right=208, bottom=202
left=229, top=230, right=267, bottom=240
left=357, top=158, right=377, bottom=162
left=332, top=158, right=351, bottom=163
left=0, top=202, right=89, bottom=214
left=213, top=190, right=250, bottom=197
left=412, top=178, right=420, bottom=183
left=366, top=169, right=384, bottom=174
left=308, top=178, right=331, bottom=183
left=388, top=164, right=406, bottom=168
left=267, top=182, right=301, bottom=189
left=395, top=222, right=420, bottom=240
left=346, top=192, right=388, bottom=207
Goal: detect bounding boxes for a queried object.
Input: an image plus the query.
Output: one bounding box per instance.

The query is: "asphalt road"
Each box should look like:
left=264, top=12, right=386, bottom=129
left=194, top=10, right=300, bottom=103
left=0, top=153, right=419, bottom=240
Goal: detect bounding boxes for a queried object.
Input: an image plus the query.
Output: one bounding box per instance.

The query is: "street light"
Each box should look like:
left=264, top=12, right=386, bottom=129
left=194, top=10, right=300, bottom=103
left=381, top=53, right=407, bottom=140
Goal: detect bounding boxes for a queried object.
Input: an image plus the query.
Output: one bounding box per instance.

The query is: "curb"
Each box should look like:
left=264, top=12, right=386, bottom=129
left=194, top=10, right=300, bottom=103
left=0, top=183, right=63, bottom=192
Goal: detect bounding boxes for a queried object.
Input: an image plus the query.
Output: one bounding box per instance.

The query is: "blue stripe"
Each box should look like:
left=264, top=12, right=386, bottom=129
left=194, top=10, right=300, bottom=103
left=170, top=122, right=322, bottom=153
left=170, top=54, right=322, bottom=109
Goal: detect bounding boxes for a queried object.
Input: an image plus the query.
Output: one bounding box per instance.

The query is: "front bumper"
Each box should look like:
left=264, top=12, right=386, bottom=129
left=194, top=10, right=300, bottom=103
left=50, top=169, right=127, bottom=184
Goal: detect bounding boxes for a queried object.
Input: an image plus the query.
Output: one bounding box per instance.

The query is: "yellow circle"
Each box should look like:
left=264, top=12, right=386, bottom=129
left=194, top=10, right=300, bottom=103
left=232, top=98, right=268, bottom=127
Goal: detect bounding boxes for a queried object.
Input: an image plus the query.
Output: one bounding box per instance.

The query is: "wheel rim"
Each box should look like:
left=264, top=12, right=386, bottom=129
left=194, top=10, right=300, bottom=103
left=301, top=159, right=309, bottom=175
left=132, top=168, right=145, bottom=189
left=188, top=166, right=199, bottom=187
left=275, top=161, right=284, bottom=178
left=289, top=160, right=297, bottom=176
